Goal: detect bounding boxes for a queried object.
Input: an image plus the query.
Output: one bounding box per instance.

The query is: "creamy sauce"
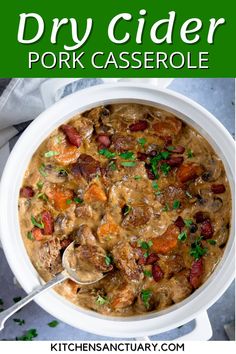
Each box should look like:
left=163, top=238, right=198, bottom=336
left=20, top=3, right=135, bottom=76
left=18, top=103, right=231, bottom=316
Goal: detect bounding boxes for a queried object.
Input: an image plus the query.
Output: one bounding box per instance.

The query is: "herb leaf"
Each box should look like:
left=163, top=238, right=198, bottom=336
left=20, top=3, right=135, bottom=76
left=119, top=151, right=135, bottom=160
left=36, top=181, right=44, bottom=190
left=66, top=199, right=72, bottom=205
left=173, top=200, right=180, bottom=209
left=38, top=163, right=47, bottom=177
left=108, top=160, right=117, bottom=171
left=141, top=289, right=152, bottom=309
left=134, top=175, right=142, bottom=180
left=138, top=240, right=153, bottom=249
left=184, top=219, right=193, bottom=228
left=31, top=215, right=44, bottom=229
left=105, top=255, right=112, bottom=266
left=74, top=197, right=83, bottom=204
left=27, top=231, right=34, bottom=241
left=161, top=151, right=170, bottom=160
left=187, top=149, right=193, bottom=158
left=137, top=137, right=147, bottom=147
left=96, top=295, right=107, bottom=305
left=190, top=237, right=207, bottom=260
left=123, top=205, right=132, bottom=216
left=162, top=203, right=169, bottom=212
left=48, top=320, right=59, bottom=328
left=152, top=181, right=159, bottom=190
left=207, top=239, right=217, bottom=245
left=99, top=149, right=116, bottom=159
left=44, top=151, right=60, bottom=158
left=121, top=161, right=136, bottom=167
left=143, top=270, right=152, bottom=277
left=161, top=162, right=171, bottom=176
left=16, top=328, right=38, bottom=341
left=178, top=231, right=187, bottom=242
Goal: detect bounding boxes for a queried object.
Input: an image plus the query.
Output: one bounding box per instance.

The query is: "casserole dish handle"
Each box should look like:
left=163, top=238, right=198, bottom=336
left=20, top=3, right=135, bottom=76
left=40, top=78, right=173, bottom=108
left=136, top=311, right=212, bottom=341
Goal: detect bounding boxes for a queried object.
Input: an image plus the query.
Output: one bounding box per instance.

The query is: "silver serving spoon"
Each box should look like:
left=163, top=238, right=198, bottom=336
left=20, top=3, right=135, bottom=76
left=0, top=241, right=105, bottom=330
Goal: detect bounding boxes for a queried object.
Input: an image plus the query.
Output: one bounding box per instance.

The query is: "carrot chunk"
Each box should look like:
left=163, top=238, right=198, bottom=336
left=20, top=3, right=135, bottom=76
left=84, top=183, right=107, bottom=203
left=151, top=225, right=179, bottom=254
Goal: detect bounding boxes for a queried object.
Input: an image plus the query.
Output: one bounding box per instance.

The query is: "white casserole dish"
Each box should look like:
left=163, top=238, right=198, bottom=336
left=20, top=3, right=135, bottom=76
left=0, top=83, right=234, bottom=338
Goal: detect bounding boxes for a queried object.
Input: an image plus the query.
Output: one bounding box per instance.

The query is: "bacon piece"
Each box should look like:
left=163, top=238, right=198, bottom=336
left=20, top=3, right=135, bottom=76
left=137, top=152, right=148, bottom=161
left=61, top=124, right=82, bottom=147
left=194, top=211, right=208, bottom=223
left=152, top=264, right=164, bottom=282
left=189, top=258, right=203, bottom=289
left=177, top=163, right=204, bottom=183
left=170, top=145, right=185, bottom=154
left=146, top=253, right=159, bottom=265
left=20, top=186, right=34, bottom=198
left=200, top=219, right=214, bottom=239
left=41, top=210, right=54, bottom=235
left=211, top=184, right=226, bottom=194
left=129, top=120, right=148, bottom=132
left=174, top=216, right=185, bottom=230
left=97, top=134, right=111, bottom=148
left=168, top=156, right=184, bottom=167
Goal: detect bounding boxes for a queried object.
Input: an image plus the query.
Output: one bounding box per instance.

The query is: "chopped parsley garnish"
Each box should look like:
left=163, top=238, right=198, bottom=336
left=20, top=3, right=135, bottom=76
left=207, top=239, right=217, bottom=245
left=143, top=252, right=149, bottom=258
left=108, top=160, right=117, bottom=171
left=152, top=181, right=159, bottom=190
left=36, top=181, right=44, bottom=190
left=160, top=151, right=170, bottom=160
left=166, top=146, right=175, bottom=151
left=137, top=137, right=147, bottom=148
left=27, top=231, right=34, bottom=241
left=31, top=216, right=44, bottom=229
left=185, top=191, right=193, bottom=198
left=150, top=156, right=160, bottom=179
left=184, top=219, right=193, bottom=228
left=162, top=203, right=169, bottom=212
left=143, top=270, right=152, bottom=277
left=99, top=148, right=116, bottom=159
left=0, top=299, right=3, bottom=306
left=38, top=163, right=47, bottom=177
left=105, top=255, right=112, bottom=266
left=173, top=200, right=180, bottom=209
left=119, top=151, right=135, bottom=160
left=13, top=318, right=25, bottom=326
left=36, top=192, right=48, bottom=201
left=123, top=205, right=132, bottom=216
left=16, top=328, right=38, bottom=341
left=66, top=199, right=72, bottom=205
left=138, top=240, right=153, bottom=249
left=160, top=162, right=171, bottom=176
left=190, top=237, right=207, bottom=260
left=178, top=231, right=187, bottom=242
left=96, top=295, right=108, bottom=305
left=134, top=175, right=142, bottom=180
left=141, top=289, right=152, bottom=309
left=74, top=197, right=83, bottom=204
left=48, top=320, right=59, bottom=328
left=44, top=151, right=60, bottom=158
left=13, top=297, right=22, bottom=303
left=187, top=149, right=193, bottom=158
left=56, top=135, right=62, bottom=144
left=121, top=161, right=136, bottom=167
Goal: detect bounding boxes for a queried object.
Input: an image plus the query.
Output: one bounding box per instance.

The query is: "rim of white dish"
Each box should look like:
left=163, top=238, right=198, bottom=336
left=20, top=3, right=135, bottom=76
left=0, top=83, right=235, bottom=338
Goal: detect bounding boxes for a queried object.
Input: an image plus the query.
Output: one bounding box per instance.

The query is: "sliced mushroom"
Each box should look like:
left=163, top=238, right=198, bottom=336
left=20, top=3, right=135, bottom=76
left=44, top=165, right=68, bottom=183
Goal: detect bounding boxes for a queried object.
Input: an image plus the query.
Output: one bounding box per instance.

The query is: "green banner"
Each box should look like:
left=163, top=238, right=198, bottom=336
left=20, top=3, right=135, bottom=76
left=0, top=0, right=235, bottom=77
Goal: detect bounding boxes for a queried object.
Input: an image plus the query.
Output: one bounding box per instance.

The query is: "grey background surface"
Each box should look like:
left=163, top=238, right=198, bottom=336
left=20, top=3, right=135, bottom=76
left=0, top=78, right=235, bottom=341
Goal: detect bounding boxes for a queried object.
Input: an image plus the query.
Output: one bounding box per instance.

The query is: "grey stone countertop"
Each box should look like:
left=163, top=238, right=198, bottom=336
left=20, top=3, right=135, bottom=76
left=0, top=78, right=235, bottom=341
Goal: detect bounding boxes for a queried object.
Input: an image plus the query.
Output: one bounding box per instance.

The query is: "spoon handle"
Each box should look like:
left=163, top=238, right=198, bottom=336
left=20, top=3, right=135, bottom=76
left=0, top=271, right=68, bottom=331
